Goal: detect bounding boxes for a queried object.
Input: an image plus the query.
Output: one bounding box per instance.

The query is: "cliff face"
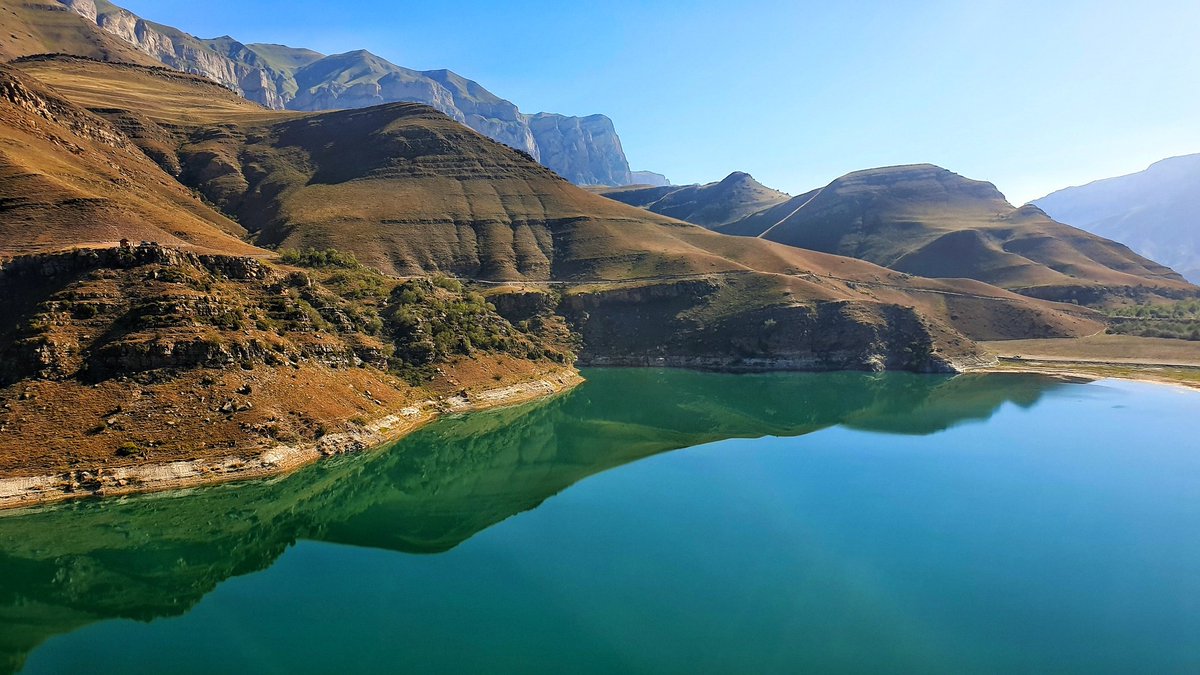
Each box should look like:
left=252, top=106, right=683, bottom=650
left=528, top=113, right=633, bottom=186
left=62, top=0, right=289, bottom=109
left=630, top=171, right=671, bottom=187
left=54, top=0, right=636, bottom=185
left=553, top=280, right=987, bottom=373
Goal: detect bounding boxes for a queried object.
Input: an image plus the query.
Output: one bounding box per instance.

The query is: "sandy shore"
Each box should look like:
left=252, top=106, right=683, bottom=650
left=978, top=335, right=1200, bottom=391
left=0, top=368, right=582, bottom=511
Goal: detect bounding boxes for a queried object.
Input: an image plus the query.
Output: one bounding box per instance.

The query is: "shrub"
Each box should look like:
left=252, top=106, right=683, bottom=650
left=279, top=247, right=362, bottom=269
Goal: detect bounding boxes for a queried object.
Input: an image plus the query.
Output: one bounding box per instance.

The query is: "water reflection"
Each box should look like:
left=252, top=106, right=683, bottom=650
left=0, top=370, right=1065, bottom=672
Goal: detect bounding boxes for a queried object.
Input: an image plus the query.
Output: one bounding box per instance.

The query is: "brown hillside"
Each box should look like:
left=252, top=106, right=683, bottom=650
left=9, top=58, right=1104, bottom=365
left=0, top=0, right=159, bottom=64
left=727, top=164, right=1196, bottom=305
left=0, top=62, right=260, bottom=255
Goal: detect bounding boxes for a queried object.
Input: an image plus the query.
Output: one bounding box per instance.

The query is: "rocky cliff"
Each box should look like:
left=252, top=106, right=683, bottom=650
left=54, top=0, right=637, bottom=185
left=528, top=113, right=633, bottom=186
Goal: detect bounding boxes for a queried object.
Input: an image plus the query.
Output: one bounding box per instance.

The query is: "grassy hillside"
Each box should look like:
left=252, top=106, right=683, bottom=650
left=0, top=58, right=574, bottom=488
left=723, top=164, right=1197, bottom=306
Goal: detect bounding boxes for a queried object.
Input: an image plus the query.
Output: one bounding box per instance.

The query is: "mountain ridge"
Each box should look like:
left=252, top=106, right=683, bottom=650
left=600, top=171, right=791, bottom=230
left=8, top=0, right=644, bottom=185
left=702, top=164, right=1195, bottom=306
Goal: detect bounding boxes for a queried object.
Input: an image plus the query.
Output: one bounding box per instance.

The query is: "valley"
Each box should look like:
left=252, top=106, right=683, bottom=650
left=1, top=1, right=1199, bottom=673
left=0, top=0, right=1195, bottom=508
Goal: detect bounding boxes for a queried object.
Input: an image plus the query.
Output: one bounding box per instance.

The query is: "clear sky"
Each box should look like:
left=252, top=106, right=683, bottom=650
left=118, top=0, right=1200, bottom=203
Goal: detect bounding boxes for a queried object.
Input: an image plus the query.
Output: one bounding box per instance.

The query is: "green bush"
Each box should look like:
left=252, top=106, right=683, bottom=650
left=1105, top=300, right=1200, bottom=341
left=279, top=247, right=362, bottom=269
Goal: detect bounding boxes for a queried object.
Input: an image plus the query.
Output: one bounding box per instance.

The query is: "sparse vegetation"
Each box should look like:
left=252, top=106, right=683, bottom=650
left=384, top=278, right=566, bottom=383
left=1106, top=300, right=1200, bottom=340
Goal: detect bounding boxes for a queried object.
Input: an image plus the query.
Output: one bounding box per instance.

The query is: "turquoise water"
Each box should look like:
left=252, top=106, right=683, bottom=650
left=2, top=370, right=1198, bottom=673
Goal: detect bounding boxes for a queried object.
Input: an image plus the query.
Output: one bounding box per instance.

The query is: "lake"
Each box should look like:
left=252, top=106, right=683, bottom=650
left=2, top=369, right=1198, bottom=674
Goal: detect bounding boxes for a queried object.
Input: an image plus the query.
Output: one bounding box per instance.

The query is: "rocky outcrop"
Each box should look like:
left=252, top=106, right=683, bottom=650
left=555, top=280, right=986, bottom=373
left=528, top=113, right=633, bottom=186
left=54, top=0, right=637, bottom=185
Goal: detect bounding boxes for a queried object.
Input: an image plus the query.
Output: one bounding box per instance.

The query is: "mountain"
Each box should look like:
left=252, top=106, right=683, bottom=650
left=0, top=55, right=1117, bottom=507
left=0, top=60, right=576, bottom=489
left=0, top=61, right=258, bottom=256
left=630, top=170, right=671, bottom=187
left=601, top=171, right=791, bottom=230
left=723, top=164, right=1195, bottom=306
left=0, top=0, right=158, bottom=64
left=1034, top=154, right=1200, bottom=284
left=22, top=0, right=636, bottom=185
left=13, top=56, right=1104, bottom=364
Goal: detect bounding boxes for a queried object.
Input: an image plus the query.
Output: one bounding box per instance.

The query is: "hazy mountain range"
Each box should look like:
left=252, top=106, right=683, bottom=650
left=1034, top=154, right=1200, bottom=284
left=13, top=0, right=651, bottom=186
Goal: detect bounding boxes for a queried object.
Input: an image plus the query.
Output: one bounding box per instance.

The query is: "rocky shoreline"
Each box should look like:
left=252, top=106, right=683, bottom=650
left=0, top=368, right=582, bottom=511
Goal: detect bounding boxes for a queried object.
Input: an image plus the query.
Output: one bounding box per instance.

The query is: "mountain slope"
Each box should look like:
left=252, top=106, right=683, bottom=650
left=42, top=0, right=636, bottom=185
left=601, top=171, right=791, bottom=230
left=0, top=58, right=578, bottom=492
left=0, top=0, right=158, bottom=64
left=726, top=164, right=1195, bottom=305
left=0, top=62, right=258, bottom=255
left=18, top=57, right=1105, bottom=361
left=1034, top=154, right=1200, bottom=284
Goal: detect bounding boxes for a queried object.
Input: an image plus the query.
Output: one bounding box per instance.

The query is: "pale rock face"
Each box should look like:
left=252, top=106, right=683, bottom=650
left=631, top=171, right=671, bottom=187
left=63, top=0, right=97, bottom=21
left=56, top=0, right=637, bottom=185
left=528, top=114, right=633, bottom=186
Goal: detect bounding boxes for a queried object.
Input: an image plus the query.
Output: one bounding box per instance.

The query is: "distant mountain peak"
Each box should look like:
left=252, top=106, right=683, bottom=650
left=601, top=171, right=790, bottom=229
left=717, top=163, right=1193, bottom=304
left=1035, top=152, right=1200, bottom=284
left=830, top=163, right=1009, bottom=205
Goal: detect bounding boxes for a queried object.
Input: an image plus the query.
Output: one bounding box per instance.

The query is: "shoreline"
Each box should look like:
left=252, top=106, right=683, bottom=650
left=974, top=358, right=1200, bottom=392
left=3, top=357, right=1197, bottom=513
left=0, top=368, right=583, bottom=512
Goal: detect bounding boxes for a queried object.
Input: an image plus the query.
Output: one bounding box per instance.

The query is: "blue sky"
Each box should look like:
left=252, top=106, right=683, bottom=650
left=119, top=0, right=1200, bottom=203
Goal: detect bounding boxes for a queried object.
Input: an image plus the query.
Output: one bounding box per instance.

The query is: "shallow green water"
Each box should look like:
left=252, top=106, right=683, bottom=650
left=2, top=369, right=1198, bottom=674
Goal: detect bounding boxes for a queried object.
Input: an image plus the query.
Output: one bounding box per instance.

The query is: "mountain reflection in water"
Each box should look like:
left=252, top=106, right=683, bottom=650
left=0, top=370, right=1065, bottom=671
